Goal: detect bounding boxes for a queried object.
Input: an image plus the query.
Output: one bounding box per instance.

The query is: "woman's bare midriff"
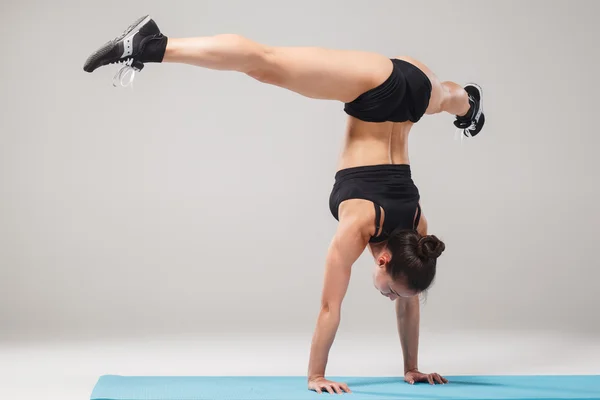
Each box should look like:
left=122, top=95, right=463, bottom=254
left=336, top=116, right=414, bottom=171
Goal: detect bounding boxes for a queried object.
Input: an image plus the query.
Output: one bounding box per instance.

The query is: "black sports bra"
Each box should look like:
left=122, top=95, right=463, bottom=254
left=329, top=164, right=421, bottom=243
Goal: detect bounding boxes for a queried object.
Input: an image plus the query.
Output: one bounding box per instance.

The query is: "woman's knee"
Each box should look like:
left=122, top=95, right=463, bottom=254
left=214, top=34, right=273, bottom=77
left=437, top=81, right=468, bottom=113
left=245, top=47, right=282, bottom=85
left=217, top=34, right=278, bottom=84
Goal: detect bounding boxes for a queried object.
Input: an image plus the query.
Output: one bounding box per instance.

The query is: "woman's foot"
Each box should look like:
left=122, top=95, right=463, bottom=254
left=454, top=83, right=485, bottom=138
left=83, top=15, right=168, bottom=86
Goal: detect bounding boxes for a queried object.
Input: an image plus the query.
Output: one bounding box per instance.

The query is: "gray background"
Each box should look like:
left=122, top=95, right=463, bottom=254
left=1, top=0, right=599, bottom=343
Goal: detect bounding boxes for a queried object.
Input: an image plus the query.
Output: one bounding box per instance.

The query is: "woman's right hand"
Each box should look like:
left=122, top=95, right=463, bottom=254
left=308, top=377, right=352, bottom=394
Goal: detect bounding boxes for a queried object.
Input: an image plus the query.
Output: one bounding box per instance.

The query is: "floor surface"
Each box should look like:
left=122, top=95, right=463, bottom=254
left=2, top=330, right=599, bottom=400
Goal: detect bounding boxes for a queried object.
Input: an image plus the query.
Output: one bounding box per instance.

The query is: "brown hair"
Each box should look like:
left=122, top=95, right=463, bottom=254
left=386, top=229, right=446, bottom=292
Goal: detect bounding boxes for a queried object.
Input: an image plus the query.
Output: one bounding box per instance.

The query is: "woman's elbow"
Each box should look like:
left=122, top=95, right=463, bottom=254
left=320, top=302, right=342, bottom=317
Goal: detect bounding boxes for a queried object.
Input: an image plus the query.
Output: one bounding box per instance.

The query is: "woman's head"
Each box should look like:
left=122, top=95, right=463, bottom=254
left=372, top=229, right=445, bottom=300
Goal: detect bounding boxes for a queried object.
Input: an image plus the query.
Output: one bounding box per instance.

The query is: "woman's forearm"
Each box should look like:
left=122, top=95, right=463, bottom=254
left=307, top=307, right=341, bottom=381
left=396, top=296, right=421, bottom=373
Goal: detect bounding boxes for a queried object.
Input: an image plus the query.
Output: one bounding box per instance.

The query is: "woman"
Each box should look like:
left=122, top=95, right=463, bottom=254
left=84, top=15, right=485, bottom=394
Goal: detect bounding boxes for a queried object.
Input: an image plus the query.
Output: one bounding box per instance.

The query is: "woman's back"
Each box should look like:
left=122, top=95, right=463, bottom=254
left=337, top=118, right=413, bottom=171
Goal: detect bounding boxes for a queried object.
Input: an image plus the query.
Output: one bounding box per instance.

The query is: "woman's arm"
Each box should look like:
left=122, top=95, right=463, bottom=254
left=396, top=295, right=421, bottom=374
left=397, top=210, right=448, bottom=385
left=307, top=212, right=371, bottom=389
left=398, top=210, right=427, bottom=375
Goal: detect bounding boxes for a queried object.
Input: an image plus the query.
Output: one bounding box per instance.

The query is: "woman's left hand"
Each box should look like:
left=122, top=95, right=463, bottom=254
left=404, top=369, right=448, bottom=385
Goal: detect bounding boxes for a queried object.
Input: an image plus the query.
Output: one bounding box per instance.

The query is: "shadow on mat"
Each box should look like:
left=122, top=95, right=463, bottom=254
left=351, top=391, right=440, bottom=398
left=345, top=378, right=506, bottom=387
left=343, top=378, right=403, bottom=387
left=437, top=379, right=506, bottom=386
left=347, top=377, right=508, bottom=398
left=447, top=379, right=596, bottom=395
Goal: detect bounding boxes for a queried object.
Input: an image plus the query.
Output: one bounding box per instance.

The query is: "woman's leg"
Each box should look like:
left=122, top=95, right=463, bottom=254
left=83, top=15, right=484, bottom=133
left=82, top=15, right=393, bottom=101
left=163, top=34, right=393, bottom=103
left=164, top=37, right=478, bottom=125
left=393, top=56, right=484, bottom=137
left=439, top=81, right=471, bottom=116
left=395, top=56, right=470, bottom=117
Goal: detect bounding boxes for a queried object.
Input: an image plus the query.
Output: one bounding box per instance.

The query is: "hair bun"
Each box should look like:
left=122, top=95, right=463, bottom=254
left=417, top=235, right=446, bottom=260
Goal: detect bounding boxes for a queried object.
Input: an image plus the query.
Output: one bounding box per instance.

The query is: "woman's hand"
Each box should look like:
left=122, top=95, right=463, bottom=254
left=308, top=377, right=352, bottom=394
left=404, top=369, right=448, bottom=385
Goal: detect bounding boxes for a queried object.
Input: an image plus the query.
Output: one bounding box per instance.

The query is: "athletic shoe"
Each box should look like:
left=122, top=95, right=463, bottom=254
left=83, top=15, right=167, bottom=87
left=453, top=83, right=485, bottom=140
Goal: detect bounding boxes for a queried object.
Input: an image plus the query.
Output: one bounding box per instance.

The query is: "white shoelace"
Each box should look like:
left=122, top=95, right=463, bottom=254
left=112, top=59, right=138, bottom=88
left=454, top=124, right=473, bottom=144
left=454, top=117, right=477, bottom=144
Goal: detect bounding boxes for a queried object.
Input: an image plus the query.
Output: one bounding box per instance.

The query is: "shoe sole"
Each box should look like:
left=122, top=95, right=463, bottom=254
left=464, top=83, right=483, bottom=119
left=83, top=15, right=152, bottom=72
left=463, top=83, right=484, bottom=137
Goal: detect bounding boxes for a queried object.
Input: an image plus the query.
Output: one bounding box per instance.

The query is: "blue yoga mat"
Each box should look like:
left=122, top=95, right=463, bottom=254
left=91, top=375, right=600, bottom=400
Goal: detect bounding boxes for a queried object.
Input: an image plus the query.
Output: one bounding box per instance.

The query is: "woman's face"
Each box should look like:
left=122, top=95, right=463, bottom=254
left=372, top=255, right=419, bottom=300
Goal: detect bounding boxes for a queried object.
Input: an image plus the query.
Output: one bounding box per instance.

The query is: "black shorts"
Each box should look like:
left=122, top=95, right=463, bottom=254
left=344, top=59, right=432, bottom=123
